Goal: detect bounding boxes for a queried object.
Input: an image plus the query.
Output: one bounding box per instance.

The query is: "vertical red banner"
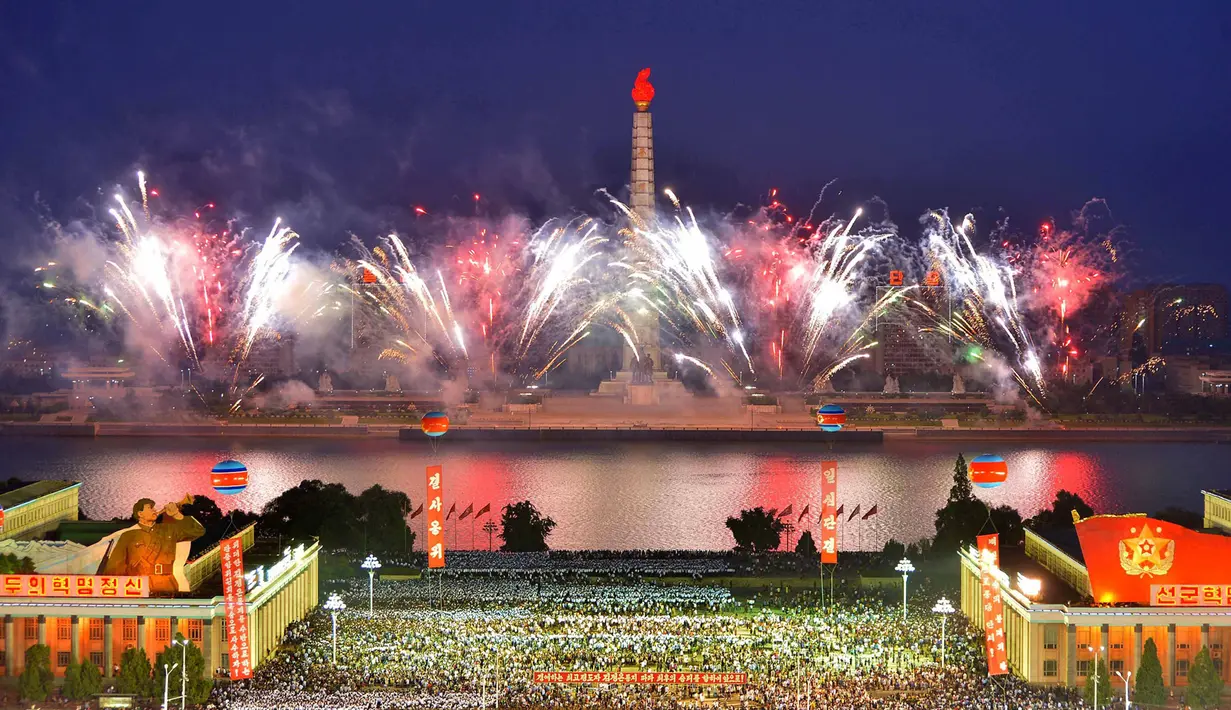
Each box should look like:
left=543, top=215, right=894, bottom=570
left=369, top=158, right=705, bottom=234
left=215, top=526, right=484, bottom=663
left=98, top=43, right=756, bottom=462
left=977, top=533, right=1000, bottom=568
left=820, top=460, right=837, bottom=564
left=426, top=465, right=445, bottom=569
left=978, top=533, right=1009, bottom=676
left=220, top=537, right=252, bottom=680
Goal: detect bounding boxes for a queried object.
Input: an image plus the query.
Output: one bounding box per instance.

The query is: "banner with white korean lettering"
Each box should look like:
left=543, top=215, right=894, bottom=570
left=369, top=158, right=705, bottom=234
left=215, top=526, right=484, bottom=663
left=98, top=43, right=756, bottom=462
left=426, top=465, right=445, bottom=569
left=820, top=460, right=837, bottom=564
left=533, top=671, right=747, bottom=685
left=978, top=533, right=1009, bottom=676
left=220, top=537, right=252, bottom=680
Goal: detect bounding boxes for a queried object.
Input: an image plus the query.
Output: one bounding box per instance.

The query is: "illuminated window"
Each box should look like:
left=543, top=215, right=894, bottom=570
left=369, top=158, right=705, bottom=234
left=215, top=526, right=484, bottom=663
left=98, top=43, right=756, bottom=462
left=155, top=620, right=169, bottom=642
left=1111, top=659, right=1124, bottom=673
left=1179, top=642, right=1191, bottom=650
left=1044, top=660, right=1058, bottom=677
left=221, top=652, right=230, bottom=671
left=1077, top=660, right=1091, bottom=677
left=1177, top=659, right=1189, bottom=677
left=122, top=619, right=136, bottom=642
left=90, top=651, right=103, bottom=668
left=24, top=619, right=37, bottom=640
left=1043, top=626, right=1058, bottom=650
left=188, top=620, right=203, bottom=643
left=88, top=618, right=103, bottom=641
left=57, top=619, right=70, bottom=640
left=221, top=625, right=227, bottom=643
left=56, top=651, right=69, bottom=667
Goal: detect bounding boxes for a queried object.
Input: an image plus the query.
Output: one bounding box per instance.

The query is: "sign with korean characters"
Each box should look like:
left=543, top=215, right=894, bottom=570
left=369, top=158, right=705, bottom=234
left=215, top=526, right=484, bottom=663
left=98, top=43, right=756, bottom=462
left=220, top=537, right=252, bottom=680
left=820, top=460, right=837, bottom=564
left=426, top=465, right=445, bottom=569
left=0, top=575, right=147, bottom=598
left=533, top=671, right=747, bottom=685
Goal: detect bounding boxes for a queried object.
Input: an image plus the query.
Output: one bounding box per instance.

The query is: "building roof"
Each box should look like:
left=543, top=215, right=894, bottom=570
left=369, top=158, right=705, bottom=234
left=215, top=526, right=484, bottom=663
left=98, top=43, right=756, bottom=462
left=1206, top=489, right=1231, bottom=503
left=0, top=480, right=78, bottom=511
left=1030, top=524, right=1085, bottom=565
left=999, top=547, right=1080, bottom=605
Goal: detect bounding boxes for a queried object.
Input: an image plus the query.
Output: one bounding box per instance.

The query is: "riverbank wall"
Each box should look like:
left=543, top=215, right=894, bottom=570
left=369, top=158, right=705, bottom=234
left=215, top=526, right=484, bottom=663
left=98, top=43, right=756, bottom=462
left=398, top=427, right=884, bottom=443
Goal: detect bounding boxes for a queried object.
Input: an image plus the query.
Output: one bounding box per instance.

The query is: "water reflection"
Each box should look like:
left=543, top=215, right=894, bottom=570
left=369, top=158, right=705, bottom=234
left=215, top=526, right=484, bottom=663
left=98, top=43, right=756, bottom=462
left=0, top=437, right=1218, bottom=551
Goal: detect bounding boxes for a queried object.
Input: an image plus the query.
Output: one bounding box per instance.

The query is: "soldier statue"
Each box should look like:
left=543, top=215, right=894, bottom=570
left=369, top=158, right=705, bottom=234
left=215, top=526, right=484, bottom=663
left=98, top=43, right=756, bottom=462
left=102, top=498, right=205, bottom=595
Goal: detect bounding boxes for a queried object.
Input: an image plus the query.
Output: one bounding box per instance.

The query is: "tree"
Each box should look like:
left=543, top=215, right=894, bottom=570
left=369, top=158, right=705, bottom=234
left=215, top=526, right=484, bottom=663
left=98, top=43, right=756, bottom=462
left=260, top=480, right=361, bottom=549
left=725, top=507, right=784, bottom=553
left=1187, top=646, right=1224, bottom=709
left=117, top=646, right=154, bottom=697
left=500, top=501, right=557, bottom=552
left=63, top=661, right=83, bottom=700
left=948, top=453, right=973, bottom=503
left=357, top=484, right=415, bottom=554
left=1134, top=637, right=1166, bottom=707
left=934, top=454, right=986, bottom=553
left=1026, top=490, right=1094, bottom=529
left=79, top=658, right=103, bottom=698
left=19, top=644, right=53, bottom=701
left=154, top=634, right=213, bottom=705
left=1083, top=657, right=1112, bottom=708
left=794, top=530, right=819, bottom=572
left=882, top=539, right=906, bottom=561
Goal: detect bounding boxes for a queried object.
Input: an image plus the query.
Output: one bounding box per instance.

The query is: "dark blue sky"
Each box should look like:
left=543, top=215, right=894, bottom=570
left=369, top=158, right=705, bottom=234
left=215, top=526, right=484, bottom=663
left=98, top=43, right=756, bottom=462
left=2, top=1, right=1230, bottom=284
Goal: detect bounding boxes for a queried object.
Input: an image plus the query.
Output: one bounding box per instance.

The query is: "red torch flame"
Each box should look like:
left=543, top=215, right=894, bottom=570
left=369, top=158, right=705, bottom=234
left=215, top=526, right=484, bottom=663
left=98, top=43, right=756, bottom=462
left=632, top=68, right=654, bottom=111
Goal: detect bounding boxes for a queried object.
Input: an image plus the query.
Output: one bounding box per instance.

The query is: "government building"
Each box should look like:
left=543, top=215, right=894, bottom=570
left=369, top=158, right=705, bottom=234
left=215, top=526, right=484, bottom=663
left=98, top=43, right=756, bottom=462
left=960, top=490, right=1231, bottom=690
left=0, top=481, right=319, bottom=681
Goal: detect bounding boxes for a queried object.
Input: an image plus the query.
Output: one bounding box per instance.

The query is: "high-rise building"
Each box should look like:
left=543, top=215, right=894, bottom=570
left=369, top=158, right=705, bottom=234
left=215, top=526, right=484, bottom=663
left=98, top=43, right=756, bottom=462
left=1119, top=284, right=1229, bottom=357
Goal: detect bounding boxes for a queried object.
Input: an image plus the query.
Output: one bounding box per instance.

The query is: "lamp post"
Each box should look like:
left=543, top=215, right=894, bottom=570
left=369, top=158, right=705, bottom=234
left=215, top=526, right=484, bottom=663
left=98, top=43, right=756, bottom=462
left=895, top=558, right=915, bottom=621
left=324, top=593, right=346, bottom=664
left=932, top=597, right=955, bottom=666
left=1114, top=669, right=1131, bottom=710
left=172, top=638, right=189, bottom=710
left=161, top=662, right=179, bottom=710
left=361, top=554, right=382, bottom=616
left=1088, top=644, right=1105, bottom=709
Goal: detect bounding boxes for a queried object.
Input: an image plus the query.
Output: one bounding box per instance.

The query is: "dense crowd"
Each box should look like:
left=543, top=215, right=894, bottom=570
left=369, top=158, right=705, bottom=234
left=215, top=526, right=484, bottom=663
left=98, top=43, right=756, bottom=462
left=212, top=574, right=1081, bottom=709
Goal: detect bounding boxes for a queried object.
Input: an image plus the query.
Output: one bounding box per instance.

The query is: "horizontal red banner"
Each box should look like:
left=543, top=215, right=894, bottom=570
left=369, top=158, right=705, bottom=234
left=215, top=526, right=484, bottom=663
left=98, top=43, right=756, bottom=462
left=533, top=671, right=747, bottom=685
left=0, top=574, right=148, bottom=598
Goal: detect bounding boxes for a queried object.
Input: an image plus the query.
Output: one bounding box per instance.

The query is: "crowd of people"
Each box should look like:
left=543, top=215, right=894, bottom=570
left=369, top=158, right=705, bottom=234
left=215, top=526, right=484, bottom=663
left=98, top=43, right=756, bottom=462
left=211, top=570, right=1083, bottom=709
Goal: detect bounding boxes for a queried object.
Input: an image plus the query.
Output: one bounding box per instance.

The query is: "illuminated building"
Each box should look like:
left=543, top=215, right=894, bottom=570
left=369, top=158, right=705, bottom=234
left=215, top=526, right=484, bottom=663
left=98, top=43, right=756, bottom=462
left=1120, top=284, right=1229, bottom=358
left=0, top=481, right=80, bottom=541
left=0, top=484, right=319, bottom=680
left=959, top=495, right=1231, bottom=688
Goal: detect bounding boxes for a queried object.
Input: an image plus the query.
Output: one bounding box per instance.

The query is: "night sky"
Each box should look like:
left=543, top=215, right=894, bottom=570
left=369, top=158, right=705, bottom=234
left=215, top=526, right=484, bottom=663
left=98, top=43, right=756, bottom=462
left=2, top=1, right=1230, bottom=285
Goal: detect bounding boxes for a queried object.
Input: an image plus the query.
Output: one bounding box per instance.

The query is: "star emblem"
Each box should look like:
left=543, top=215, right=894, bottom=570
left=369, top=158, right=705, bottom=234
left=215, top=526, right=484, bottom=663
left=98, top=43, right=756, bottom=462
left=1119, top=525, right=1174, bottom=578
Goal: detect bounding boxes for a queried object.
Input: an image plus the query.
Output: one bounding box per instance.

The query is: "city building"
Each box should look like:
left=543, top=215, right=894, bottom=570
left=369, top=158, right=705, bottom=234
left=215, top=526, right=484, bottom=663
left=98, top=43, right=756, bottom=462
left=0, top=481, right=81, bottom=541
left=1120, top=284, right=1229, bottom=358
left=0, top=483, right=319, bottom=681
left=959, top=492, right=1231, bottom=690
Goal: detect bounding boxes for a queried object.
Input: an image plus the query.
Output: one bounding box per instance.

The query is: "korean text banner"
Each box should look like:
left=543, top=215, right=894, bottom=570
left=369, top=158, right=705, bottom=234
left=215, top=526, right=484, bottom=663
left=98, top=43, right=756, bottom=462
left=976, top=533, right=1000, bottom=568
left=1075, top=515, right=1231, bottom=605
left=978, top=533, right=1009, bottom=676
left=820, top=461, right=837, bottom=564
left=0, top=574, right=147, bottom=598
left=221, top=537, right=252, bottom=680
left=534, top=671, right=747, bottom=685
left=426, top=465, right=445, bottom=569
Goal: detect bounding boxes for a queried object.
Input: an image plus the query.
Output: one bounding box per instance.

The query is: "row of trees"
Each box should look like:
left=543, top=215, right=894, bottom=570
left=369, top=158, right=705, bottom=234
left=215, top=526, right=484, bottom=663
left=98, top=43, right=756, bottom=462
left=1082, top=638, right=1223, bottom=709
left=180, top=481, right=559, bottom=556
left=18, top=635, right=211, bottom=702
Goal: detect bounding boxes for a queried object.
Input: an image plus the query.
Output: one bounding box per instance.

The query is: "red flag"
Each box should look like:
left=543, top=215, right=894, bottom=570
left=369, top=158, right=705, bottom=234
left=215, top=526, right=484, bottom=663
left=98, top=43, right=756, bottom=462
left=861, top=504, right=878, bottom=520
left=474, top=503, right=491, bottom=520
left=835, top=504, right=844, bottom=517
left=847, top=504, right=861, bottom=522
left=409, top=503, right=424, bottom=519
left=446, top=502, right=458, bottom=520
left=797, top=504, right=810, bottom=523
left=777, top=504, right=793, bottom=519
left=978, top=533, right=1008, bottom=676
left=458, top=503, right=474, bottom=520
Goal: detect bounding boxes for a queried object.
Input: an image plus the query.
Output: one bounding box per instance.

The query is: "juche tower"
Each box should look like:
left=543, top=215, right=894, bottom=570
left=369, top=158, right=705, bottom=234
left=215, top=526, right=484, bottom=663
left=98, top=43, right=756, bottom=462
left=626, top=67, right=662, bottom=373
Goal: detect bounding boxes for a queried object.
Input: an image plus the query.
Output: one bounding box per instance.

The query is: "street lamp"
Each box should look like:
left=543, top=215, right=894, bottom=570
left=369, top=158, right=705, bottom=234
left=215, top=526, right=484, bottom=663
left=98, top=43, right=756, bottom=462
left=1114, top=669, right=1131, bottom=710
left=895, top=558, right=915, bottom=621
left=932, top=597, right=955, bottom=666
left=172, top=638, right=189, bottom=710
left=1088, top=644, right=1105, bottom=709
left=161, top=662, right=179, bottom=710
left=324, top=593, right=346, bottom=664
left=361, top=554, right=382, bottom=616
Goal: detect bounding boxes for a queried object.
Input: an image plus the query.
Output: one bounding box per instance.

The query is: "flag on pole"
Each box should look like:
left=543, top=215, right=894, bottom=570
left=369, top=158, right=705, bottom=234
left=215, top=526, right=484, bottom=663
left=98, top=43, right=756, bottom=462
left=777, top=504, right=793, bottom=519
left=847, top=504, right=861, bottom=522
left=446, top=502, right=458, bottom=520
left=797, top=504, right=810, bottom=523
left=835, top=504, right=844, bottom=517
left=458, top=503, right=474, bottom=520
left=861, top=504, right=879, bottom=520
left=475, top=503, right=492, bottom=520
left=409, top=503, right=424, bottom=519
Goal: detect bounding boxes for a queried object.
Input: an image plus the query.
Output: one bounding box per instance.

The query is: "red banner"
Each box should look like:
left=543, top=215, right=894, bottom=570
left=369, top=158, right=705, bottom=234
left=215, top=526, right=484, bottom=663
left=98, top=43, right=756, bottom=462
left=977, top=533, right=1000, bottom=568
left=426, top=465, right=445, bottom=569
left=534, top=671, right=747, bottom=685
left=220, top=537, right=252, bottom=680
left=978, top=533, right=1008, bottom=676
left=0, top=574, right=147, bottom=598
left=820, top=460, right=837, bottom=564
left=1075, top=515, right=1231, bottom=605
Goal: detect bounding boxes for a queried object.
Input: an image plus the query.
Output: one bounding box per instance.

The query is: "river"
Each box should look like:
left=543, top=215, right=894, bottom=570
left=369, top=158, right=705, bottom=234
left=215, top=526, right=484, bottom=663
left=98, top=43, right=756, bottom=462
left=0, top=436, right=1219, bottom=551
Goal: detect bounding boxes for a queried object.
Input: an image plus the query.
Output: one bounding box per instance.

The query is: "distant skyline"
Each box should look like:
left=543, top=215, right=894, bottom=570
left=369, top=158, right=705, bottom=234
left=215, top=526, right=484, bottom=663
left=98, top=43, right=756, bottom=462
left=1, top=1, right=1229, bottom=287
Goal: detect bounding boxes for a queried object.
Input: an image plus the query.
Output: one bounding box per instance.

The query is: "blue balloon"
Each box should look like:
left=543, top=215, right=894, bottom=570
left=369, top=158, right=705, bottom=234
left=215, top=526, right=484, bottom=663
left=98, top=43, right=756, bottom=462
left=817, top=404, right=846, bottom=433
